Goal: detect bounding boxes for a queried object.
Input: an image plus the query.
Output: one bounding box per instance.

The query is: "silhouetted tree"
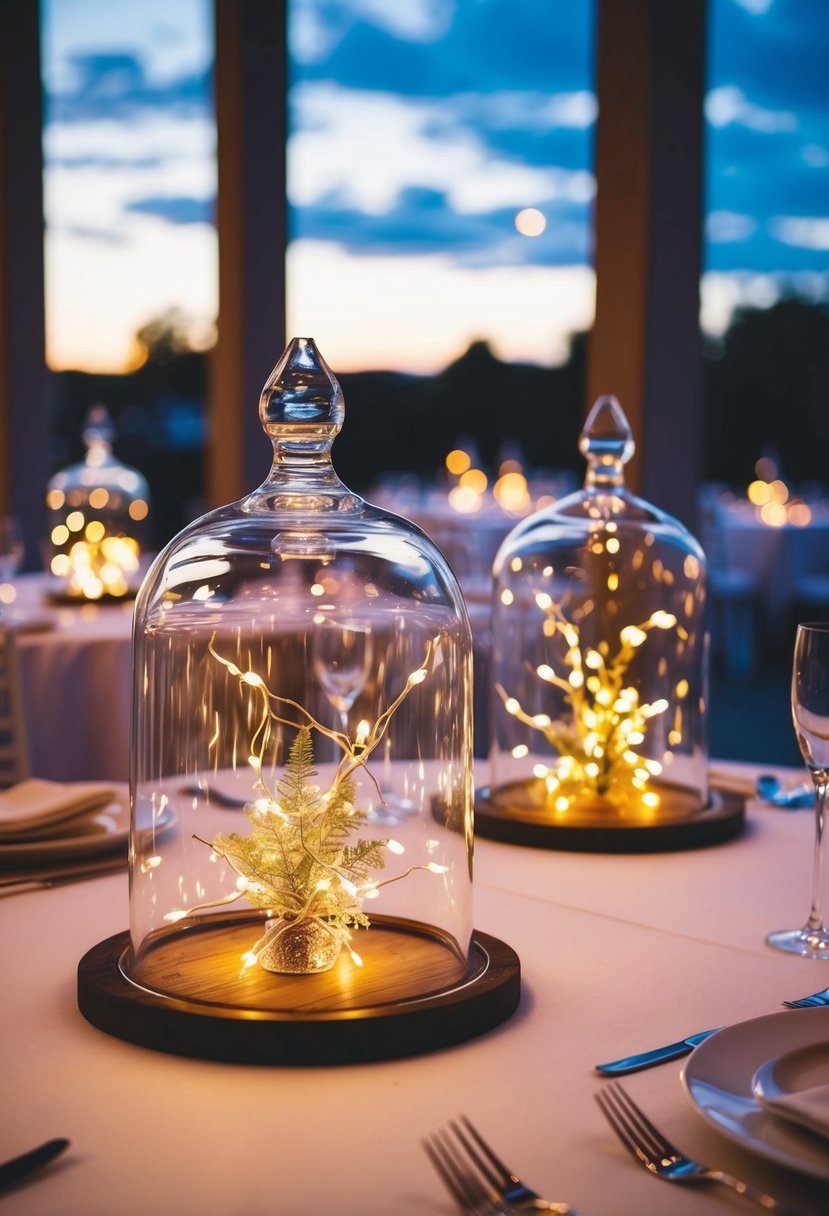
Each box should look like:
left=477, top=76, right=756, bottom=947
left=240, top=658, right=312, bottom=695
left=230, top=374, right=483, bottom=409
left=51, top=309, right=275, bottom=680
left=705, top=298, right=829, bottom=486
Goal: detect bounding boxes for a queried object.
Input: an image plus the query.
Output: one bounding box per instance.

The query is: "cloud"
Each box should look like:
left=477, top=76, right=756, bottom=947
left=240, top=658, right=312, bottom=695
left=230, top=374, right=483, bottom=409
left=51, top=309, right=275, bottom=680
left=45, top=50, right=211, bottom=125
left=770, top=216, right=829, bottom=251
left=58, top=223, right=127, bottom=246
left=289, top=82, right=594, bottom=224
left=46, top=153, right=167, bottom=171
left=125, top=195, right=214, bottom=225
left=709, top=0, right=829, bottom=118
left=292, top=0, right=593, bottom=98
left=706, top=211, right=757, bottom=243
left=292, top=0, right=454, bottom=63
left=289, top=187, right=590, bottom=267
left=706, top=85, right=797, bottom=133
left=732, top=0, right=774, bottom=14
left=802, top=144, right=829, bottom=168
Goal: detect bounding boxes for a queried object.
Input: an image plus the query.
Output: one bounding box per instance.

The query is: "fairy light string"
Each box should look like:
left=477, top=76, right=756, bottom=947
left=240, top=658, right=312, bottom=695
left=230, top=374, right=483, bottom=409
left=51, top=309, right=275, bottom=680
left=164, top=634, right=447, bottom=973
left=497, top=597, right=678, bottom=816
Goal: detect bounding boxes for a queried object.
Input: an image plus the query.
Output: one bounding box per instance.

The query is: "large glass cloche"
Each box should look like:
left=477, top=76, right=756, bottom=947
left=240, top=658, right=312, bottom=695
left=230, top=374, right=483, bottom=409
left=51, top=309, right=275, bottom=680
left=77, top=338, right=519, bottom=1064
left=485, top=395, right=711, bottom=836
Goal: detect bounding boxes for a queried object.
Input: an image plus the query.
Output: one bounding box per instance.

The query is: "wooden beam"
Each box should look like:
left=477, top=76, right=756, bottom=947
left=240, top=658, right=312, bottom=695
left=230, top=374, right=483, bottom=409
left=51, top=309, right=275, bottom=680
left=0, top=0, right=48, bottom=561
left=209, top=0, right=288, bottom=506
left=588, top=0, right=706, bottom=527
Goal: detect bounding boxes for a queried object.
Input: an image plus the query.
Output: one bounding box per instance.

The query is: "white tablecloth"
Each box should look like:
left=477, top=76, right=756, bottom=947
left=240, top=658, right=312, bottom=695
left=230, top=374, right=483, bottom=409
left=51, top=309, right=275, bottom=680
left=717, top=504, right=829, bottom=626
left=7, top=574, right=133, bottom=782
left=2, top=761, right=829, bottom=1214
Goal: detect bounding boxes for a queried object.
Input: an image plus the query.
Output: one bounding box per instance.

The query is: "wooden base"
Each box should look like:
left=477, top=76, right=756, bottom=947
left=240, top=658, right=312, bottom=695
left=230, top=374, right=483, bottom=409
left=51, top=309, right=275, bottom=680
left=474, top=781, right=745, bottom=852
left=77, top=913, right=521, bottom=1065
left=47, top=590, right=137, bottom=605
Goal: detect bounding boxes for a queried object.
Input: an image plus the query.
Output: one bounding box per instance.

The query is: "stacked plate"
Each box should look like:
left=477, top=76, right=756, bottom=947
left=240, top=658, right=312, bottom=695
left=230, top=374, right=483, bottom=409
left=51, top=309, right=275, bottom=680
left=683, top=1007, right=829, bottom=1184
left=0, top=778, right=129, bottom=881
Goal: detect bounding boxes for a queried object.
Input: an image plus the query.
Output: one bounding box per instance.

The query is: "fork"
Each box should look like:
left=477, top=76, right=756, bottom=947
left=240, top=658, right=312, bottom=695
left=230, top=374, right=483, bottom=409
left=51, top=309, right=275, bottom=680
left=782, top=984, right=829, bottom=1008
left=595, top=1081, right=794, bottom=1211
left=423, top=1115, right=582, bottom=1214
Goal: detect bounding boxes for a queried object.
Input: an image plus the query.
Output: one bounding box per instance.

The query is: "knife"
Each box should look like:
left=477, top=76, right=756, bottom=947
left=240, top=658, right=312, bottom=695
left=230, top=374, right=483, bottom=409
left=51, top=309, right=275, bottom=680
left=595, top=1028, right=720, bottom=1075
left=0, top=1138, right=70, bottom=1193
left=0, top=855, right=126, bottom=896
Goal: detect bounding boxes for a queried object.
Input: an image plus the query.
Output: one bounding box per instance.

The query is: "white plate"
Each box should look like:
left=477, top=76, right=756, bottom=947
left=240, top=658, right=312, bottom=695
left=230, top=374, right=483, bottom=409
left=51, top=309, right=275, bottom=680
left=682, top=1007, right=829, bottom=1183
left=0, top=784, right=158, bottom=867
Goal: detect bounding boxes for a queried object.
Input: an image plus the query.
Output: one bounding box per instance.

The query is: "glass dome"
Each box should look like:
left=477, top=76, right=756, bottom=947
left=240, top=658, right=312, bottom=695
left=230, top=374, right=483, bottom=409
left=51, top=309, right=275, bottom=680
left=45, top=405, right=150, bottom=601
left=489, top=395, right=709, bottom=824
left=124, top=339, right=483, bottom=1050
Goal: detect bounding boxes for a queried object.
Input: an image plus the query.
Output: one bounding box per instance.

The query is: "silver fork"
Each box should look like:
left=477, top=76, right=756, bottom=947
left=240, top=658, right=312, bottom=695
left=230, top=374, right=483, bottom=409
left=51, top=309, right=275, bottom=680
left=422, top=1115, right=582, bottom=1214
left=783, top=984, right=829, bottom=1008
left=595, top=1081, right=794, bottom=1212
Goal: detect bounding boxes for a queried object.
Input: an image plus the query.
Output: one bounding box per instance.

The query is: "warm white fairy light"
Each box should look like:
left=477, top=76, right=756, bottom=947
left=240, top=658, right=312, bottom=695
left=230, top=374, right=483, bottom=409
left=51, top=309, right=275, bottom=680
left=166, top=634, right=446, bottom=974
left=497, top=602, right=679, bottom=816
left=49, top=532, right=140, bottom=599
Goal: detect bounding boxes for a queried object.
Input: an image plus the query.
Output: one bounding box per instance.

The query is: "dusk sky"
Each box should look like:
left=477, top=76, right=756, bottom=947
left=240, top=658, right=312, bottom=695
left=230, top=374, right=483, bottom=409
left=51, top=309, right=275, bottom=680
left=41, top=0, right=829, bottom=373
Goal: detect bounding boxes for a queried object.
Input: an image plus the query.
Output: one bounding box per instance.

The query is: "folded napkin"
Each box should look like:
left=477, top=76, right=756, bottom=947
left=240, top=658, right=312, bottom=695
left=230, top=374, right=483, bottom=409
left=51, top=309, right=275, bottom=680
left=0, top=779, right=117, bottom=838
left=758, top=1083, right=829, bottom=1140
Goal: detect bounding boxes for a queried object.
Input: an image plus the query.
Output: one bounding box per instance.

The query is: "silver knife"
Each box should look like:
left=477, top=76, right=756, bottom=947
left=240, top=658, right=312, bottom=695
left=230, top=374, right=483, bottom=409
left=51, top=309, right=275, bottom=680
left=0, top=856, right=126, bottom=896
left=595, top=1028, right=720, bottom=1074
left=0, top=1138, right=70, bottom=1192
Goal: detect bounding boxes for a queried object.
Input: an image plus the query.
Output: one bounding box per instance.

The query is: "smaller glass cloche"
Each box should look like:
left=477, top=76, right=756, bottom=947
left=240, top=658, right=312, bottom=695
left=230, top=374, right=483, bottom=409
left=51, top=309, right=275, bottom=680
left=74, top=338, right=520, bottom=1064
left=45, top=405, right=150, bottom=601
left=487, top=395, right=709, bottom=826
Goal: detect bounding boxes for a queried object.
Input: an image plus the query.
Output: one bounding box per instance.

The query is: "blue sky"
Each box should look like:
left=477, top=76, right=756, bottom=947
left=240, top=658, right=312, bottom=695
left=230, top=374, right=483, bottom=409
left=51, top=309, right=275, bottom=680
left=41, top=0, right=829, bottom=372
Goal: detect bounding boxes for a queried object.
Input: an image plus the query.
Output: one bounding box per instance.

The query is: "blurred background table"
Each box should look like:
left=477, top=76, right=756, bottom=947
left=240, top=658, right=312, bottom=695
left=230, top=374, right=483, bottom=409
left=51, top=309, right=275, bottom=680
left=4, top=573, right=133, bottom=782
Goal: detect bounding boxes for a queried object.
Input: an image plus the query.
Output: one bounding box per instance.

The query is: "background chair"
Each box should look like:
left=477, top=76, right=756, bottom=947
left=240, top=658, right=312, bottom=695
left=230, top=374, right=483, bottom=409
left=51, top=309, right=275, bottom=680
left=0, top=627, right=30, bottom=786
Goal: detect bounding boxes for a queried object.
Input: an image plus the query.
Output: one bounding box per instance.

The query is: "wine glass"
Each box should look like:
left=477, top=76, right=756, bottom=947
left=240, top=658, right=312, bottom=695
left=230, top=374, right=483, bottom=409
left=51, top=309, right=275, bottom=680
left=767, top=622, right=829, bottom=958
left=312, top=618, right=373, bottom=736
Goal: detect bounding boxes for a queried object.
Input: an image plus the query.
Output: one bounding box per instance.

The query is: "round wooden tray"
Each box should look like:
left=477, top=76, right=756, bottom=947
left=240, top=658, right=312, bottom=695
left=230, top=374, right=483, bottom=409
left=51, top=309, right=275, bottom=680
left=47, top=590, right=137, bottom=605
left=77, top=913, right=521, bottom=1065
left=474, top=781, right=745, bottom=852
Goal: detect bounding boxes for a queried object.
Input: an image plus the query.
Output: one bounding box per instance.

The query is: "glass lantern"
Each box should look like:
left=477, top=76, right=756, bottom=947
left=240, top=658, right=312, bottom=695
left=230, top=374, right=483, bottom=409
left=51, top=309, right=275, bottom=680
left=96, top=338, right=518, bottom=1063
left=488, top=395, right=709, bottom=826
left=45, top=405, right=150, bottom=601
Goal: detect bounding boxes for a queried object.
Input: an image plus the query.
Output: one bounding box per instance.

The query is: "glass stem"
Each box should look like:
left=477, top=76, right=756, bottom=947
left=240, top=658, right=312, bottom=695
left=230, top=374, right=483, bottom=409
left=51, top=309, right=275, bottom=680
left=806, top=776, right=828, bottom=934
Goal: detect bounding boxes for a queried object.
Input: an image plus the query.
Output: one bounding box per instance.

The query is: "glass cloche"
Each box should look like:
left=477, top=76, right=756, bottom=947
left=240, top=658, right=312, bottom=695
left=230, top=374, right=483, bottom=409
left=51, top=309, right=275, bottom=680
left=45, top=405, right=150, bottom=601
left=487, top=395, right=709, bottom=827
left=93, top=338, right=518, bottom=1063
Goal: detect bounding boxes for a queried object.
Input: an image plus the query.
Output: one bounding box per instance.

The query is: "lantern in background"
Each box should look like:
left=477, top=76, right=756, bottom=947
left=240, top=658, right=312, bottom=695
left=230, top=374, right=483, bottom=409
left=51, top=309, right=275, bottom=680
left=481, top=396, right=720, bottom=848
left=45, top=406, right=150, bottom=601
left=78, top=338, right=519, bottom=1063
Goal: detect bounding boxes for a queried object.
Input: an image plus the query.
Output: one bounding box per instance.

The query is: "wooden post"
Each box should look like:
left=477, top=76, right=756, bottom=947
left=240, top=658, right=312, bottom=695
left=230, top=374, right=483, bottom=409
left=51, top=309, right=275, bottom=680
left=209, top=0, right=288, bottom=506
left=0, top=0, right=49, bottom=561
left=588, top=0, right=706, bottom=527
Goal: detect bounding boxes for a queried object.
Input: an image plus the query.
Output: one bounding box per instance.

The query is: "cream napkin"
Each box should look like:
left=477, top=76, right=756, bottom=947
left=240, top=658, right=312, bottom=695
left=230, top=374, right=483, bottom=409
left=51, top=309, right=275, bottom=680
left=0, top=779, right=117, bottom=838
left=758, top=1083, right=829, bottom=1140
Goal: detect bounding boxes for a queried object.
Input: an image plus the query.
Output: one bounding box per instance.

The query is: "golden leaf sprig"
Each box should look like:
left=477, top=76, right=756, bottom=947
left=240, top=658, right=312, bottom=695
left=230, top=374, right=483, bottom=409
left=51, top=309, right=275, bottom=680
left=165, top=635, right=447, bottom=971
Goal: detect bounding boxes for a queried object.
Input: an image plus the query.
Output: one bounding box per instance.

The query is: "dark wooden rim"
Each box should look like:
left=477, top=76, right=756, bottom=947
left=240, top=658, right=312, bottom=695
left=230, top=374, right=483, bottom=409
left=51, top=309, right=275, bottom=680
left=77, top=917, right=521, bottom=1065
left=474, top=784, right=746, bottom=853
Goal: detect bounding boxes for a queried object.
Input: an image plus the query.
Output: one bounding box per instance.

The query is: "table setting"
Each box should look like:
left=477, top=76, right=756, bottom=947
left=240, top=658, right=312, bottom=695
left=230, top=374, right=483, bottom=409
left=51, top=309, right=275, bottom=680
left=0, top=778, right=129, bottom=894
left=2, top=341, right=829, bottom=1214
